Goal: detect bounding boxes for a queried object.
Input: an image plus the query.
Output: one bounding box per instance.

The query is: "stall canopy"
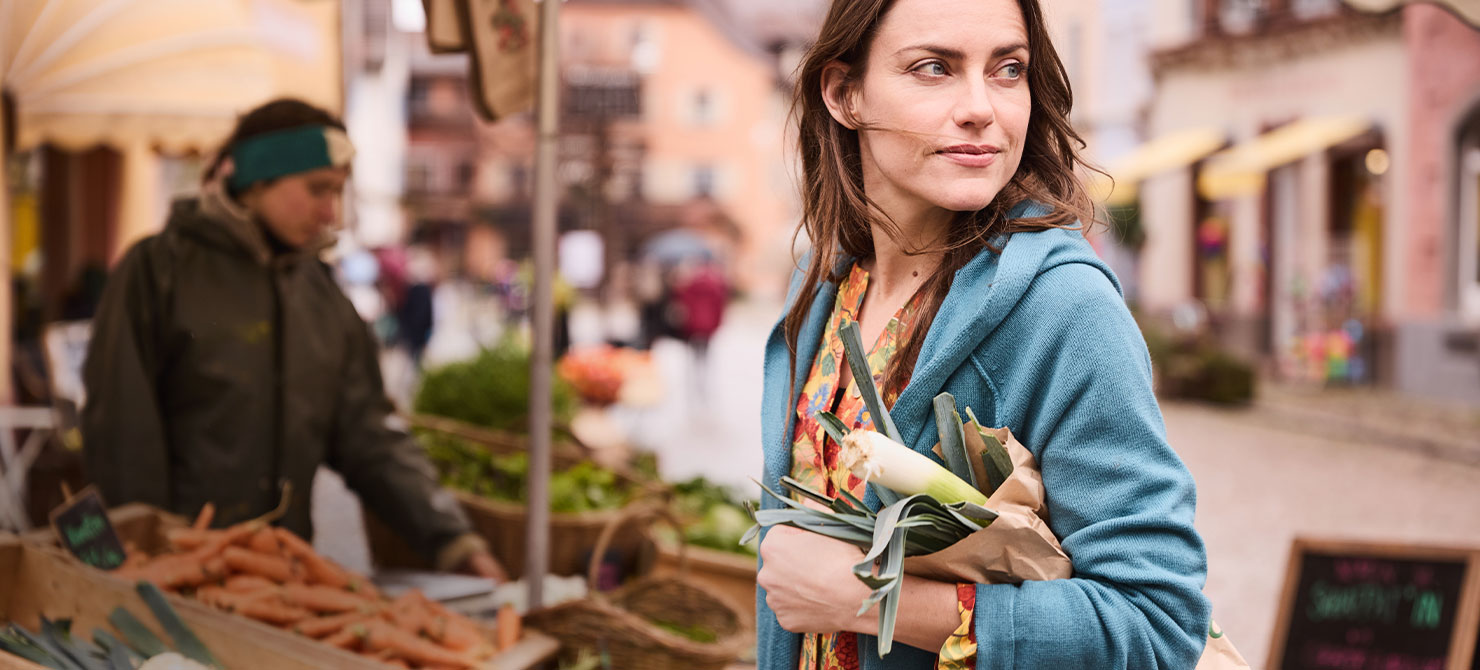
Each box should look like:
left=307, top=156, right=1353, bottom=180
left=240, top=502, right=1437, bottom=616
left=1197, top=116, right=1371, bottom=200
left=1088, top=127, right=1225, bottom=206
left=1, top=0, right=341, bottom=246
left=1342, top=0, right=1480, bottom=28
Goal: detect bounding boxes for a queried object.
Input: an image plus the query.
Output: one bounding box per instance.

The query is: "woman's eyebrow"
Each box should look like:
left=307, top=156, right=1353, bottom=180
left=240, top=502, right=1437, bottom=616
left=896, top=42, right=1030, bottom=61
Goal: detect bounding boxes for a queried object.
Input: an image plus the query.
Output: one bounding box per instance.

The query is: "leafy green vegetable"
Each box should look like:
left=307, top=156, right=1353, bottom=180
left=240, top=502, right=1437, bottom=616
left=414, top=336, right=578, bottom=433
left=423, top=432, right=632, bottom=513
left=137, top=583, right=219, bottom=668
left=670, top=476, right=759, bottom=556
left=0, top=591, right=217, bottom=670
left=650, top=618, right=719, bottom=643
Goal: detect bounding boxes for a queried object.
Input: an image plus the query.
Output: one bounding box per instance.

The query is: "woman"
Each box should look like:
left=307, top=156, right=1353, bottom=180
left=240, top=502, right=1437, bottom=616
left=82, top=99, right=505, bottom=580
left=754, top=1, right=1210, bottom=668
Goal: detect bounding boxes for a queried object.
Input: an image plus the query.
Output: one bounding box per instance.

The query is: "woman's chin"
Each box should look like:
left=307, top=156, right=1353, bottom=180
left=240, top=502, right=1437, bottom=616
left=932, top=189, right=1004, bottom=213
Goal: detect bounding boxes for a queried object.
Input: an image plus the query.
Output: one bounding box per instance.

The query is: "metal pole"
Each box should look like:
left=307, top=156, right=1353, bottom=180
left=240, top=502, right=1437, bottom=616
left=526, top=0, right=561, bottom=612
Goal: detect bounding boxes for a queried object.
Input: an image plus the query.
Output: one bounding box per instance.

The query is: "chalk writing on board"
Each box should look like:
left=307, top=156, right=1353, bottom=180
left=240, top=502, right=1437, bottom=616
left=49, top=488, right=126, bottom=571
left=1279, top=552, right=1467, bottom=670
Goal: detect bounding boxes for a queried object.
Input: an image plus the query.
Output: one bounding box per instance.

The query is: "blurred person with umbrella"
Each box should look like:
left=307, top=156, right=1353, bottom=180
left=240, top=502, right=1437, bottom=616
left=80, top=99, right=507, bottom=581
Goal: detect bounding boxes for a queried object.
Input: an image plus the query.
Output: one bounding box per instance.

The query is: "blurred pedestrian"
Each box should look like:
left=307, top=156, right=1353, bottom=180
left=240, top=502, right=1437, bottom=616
left=398, top=246, right=438, bottom=370
left=670, top=260, right=728, bottom=398
left=81, top=98, right=506, bottom=581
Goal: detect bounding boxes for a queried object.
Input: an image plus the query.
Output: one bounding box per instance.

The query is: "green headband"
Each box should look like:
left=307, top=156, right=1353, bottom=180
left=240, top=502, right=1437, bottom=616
left=228, top=125, right=355, bottom=193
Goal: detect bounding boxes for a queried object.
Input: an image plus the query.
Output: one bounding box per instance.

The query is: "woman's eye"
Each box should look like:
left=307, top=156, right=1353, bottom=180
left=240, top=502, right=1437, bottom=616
left=913, top=61, right=948, bottom=77
left=994, top=62, right=1027, bottom=80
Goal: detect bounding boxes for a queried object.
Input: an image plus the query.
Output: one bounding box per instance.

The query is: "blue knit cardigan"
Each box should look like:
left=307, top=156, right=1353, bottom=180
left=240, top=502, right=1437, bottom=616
left=754, top=222, right=1212, bottom=669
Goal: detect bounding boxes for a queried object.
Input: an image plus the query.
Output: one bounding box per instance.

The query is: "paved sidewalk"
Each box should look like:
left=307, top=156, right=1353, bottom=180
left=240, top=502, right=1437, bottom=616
left=1251, top=382, right=1480, bottom=466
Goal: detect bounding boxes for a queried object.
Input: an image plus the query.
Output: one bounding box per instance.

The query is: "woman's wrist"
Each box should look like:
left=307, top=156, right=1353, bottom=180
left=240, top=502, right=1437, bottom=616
left=842, top=574, right=962, bottom=652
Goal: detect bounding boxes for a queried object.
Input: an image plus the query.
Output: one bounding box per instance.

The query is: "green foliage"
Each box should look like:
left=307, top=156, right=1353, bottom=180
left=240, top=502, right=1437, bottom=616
left=413, top=337, right=578, bottom=433
left=650, top=618, right=720, bottom=643
left=1138, top=316, right=1256, bottom=405
left=670, top=477, right=758, bottom=556
left=421, top=432, right=631, bottom=514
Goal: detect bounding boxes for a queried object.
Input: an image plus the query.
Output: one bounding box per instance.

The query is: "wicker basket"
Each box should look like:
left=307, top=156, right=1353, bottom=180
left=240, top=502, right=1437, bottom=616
left=366, top=490, right=659, bottom=579
left=524, top=504, right=751, bottom=670
left=366, top=413, right=659, bottom=578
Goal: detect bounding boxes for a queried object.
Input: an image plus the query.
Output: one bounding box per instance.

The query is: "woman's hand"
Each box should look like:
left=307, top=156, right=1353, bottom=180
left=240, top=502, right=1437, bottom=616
left=757, top=524, right=873, bottom=634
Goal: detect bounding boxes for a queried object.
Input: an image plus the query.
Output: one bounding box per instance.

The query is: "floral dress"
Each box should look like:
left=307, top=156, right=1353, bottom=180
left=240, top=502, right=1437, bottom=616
left=789, top=263, right=978, bottom=670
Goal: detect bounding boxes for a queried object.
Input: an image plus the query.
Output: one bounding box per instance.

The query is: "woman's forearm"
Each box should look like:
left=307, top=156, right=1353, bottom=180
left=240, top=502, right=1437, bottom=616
left=842, top=574, right=961, bottom=654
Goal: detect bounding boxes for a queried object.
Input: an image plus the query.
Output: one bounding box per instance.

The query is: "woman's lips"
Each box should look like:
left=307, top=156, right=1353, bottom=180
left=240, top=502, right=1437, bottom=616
left=937, top=144, right=1001, bottom=168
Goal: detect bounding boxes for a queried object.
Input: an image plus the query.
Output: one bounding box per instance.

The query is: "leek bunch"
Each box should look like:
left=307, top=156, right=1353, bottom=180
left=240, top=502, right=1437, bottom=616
left=745, top=322, right=1013, bottom=656
left=0, top=583, right=221, bottom=670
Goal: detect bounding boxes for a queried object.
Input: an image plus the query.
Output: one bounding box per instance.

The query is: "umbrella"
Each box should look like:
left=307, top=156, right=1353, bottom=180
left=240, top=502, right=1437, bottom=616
left=642, top=229, right=715, bottom=265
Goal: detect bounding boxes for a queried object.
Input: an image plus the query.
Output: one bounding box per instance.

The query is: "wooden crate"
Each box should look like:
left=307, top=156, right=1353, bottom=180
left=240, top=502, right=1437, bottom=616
left=15, top=507, right=560, bottom=670
left=0, top=535, right=387, bottom=669
left=366, top=491, right=657, bottom=580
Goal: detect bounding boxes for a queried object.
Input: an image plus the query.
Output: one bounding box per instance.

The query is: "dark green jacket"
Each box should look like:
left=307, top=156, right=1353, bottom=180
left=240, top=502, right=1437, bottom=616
left=82, top=191, right=477, bottom=564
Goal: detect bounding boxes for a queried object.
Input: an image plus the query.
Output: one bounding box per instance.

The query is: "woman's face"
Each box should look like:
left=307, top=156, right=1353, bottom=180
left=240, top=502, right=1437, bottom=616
left=242, top=166, right=348, bottom=249
left=828, top=0, right=1032, bottom=222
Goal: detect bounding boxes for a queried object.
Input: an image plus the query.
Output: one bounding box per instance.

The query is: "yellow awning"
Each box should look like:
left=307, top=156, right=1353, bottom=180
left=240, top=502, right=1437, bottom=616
left=1, top=0, right=341, bottom=154
left=1342, top=0, right=1479, bottom=28
left=1088, top=128, right=1226, bottom=206
left=1197, top=116, right=1372, bottom=200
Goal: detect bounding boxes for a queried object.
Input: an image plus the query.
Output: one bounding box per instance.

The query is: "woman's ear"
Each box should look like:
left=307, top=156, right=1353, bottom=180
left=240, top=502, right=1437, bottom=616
left=820, top=61, right=858, bottom=130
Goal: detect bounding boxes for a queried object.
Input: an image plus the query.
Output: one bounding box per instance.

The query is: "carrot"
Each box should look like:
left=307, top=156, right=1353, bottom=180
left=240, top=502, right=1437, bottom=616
left=222, top=546, right=294, bottom=582
left=194, top=585, right=308, bottom=626
left=323, top=625, right=362, bottom=651
left=419, top=597, right=490, bottom=655
left=280, top=583, right=372, bottom=613
left=116, top=543, right=151, bottom=572
left=293, top=612, right=376, bottom=639
left=362, top=620, right=477, bottom=669
left=496, top=603, right=521, bottom=652
left=247, top=527, right=283, bottom=556
left=187, top=522, right=260, bottom=562
left=223, top=574, right=277, bottom=594
left=165, top=527, right=211, bottom=551
left=273, top=528, right=352, bottom=589
left=130, top=554, right=215, bottom=589
left=192, top=502, right=216, bottom=530
left=386, top=592, right=429, bottom=635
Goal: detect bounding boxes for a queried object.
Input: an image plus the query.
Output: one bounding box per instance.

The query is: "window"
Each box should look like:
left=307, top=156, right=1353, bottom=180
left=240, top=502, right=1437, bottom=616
left=1219, top=0, right=1265, bottom=33
left=693, top=89, right=714, bottom=126
left=1291, top=0, right=1339, bottom=19
left=456, top=161, right=475, bottom=190
left=693, top=165, right=715, bottom=198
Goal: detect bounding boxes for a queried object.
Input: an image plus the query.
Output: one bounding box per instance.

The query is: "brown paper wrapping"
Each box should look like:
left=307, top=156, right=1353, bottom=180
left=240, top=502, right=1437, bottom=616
left=902, top=425, right=1249, bottom=668
left=903, top=426, right=1071, bottom=584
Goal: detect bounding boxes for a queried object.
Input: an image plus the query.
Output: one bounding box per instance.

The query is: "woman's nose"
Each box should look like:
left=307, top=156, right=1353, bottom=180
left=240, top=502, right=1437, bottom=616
left=952, top=78, right=998, bottom=129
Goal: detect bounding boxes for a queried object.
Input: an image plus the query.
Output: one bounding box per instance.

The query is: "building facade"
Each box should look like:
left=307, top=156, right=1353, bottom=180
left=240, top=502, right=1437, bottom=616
left=402, top=0, right=796, bottom=300
left=1129, top=0, right=1480, bottom=402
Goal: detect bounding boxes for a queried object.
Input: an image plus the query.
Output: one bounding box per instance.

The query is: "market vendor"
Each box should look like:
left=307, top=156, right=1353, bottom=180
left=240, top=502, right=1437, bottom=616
left=80, top=98, right=506, bottom=581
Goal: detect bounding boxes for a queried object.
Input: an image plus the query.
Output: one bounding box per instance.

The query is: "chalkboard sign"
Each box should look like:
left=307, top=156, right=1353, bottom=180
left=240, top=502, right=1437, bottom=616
left=1270, top=538, right=1480, bottom=670
left=48, top=486, right=126, bottom=570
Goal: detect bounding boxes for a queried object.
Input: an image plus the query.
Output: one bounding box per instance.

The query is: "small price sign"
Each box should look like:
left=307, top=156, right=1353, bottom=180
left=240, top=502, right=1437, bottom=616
left=48, top=486, right=126, bottom=570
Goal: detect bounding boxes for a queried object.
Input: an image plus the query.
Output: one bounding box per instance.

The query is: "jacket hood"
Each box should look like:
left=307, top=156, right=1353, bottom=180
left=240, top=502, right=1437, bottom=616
left=887, top=203, right=1120, bottom=447
left=168, top=182, right=332, bottom=266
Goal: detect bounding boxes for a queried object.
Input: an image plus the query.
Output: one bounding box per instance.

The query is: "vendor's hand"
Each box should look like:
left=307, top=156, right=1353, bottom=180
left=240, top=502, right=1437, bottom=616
left=757, top=524, right=872, bottom=634
left=459, top=551, right=509, bottom=582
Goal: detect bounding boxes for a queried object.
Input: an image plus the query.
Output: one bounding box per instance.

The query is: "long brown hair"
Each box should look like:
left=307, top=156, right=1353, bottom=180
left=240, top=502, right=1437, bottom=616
left=785, top=0, right=1100, bottom=399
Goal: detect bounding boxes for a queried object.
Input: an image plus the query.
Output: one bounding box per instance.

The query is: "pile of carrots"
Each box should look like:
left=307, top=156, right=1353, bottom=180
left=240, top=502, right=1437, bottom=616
left=110, top=503, right=519, bottom=669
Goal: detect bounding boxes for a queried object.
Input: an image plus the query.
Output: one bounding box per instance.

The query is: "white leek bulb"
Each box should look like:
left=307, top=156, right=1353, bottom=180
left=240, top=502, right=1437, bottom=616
left=838, top=430, right=988, bottom=506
